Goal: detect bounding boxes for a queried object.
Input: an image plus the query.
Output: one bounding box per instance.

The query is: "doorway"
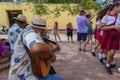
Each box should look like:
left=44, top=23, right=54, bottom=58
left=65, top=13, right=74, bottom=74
left=7, top=10, right=22, bottom=27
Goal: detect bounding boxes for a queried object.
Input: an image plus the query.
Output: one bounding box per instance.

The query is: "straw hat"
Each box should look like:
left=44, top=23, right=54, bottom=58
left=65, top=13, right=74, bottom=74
left=31, top=17, right=46, bottom=29
left=14, top=14, right=26, bottom=22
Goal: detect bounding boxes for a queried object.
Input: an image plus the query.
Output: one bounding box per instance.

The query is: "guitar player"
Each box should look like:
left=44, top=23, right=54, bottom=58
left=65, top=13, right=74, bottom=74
left=8, top=17, right=63, bottom=80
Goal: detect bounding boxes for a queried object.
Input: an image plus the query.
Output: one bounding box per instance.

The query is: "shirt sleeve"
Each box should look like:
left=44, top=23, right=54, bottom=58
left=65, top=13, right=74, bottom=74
left=101, top=16, right=107, bottom=24
left=23, top=32, right=44, bottom=49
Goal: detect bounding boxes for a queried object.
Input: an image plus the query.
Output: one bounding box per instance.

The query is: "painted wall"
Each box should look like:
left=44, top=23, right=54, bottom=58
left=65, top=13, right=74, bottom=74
left=0, top=3, right=96, bottom=29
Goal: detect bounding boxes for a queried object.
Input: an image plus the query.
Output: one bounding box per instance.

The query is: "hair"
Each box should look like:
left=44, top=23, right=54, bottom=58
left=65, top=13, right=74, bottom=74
left=55, top=22, right=58, bottom=26
left=86, top=14, right=91, bottom=19
left=98, top=3, right=120, bottom=19
left=80, top=10, right=85, bottom=15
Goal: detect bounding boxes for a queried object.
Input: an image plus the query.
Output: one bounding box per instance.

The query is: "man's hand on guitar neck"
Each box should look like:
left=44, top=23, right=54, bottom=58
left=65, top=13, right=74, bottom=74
left=56, top=45, right=61, bottom=51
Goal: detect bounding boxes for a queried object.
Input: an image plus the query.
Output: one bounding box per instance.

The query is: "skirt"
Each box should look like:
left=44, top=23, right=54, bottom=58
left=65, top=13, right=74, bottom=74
left=100, top=30, right=120, bottom=51
left=95, top=30, right=102, bottom=42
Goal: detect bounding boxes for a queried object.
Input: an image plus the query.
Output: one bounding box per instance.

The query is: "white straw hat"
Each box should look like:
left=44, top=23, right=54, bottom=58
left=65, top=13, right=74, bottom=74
left=14, top=14, right=26, bottom=22
left=31, top=17, right=46, bottom=29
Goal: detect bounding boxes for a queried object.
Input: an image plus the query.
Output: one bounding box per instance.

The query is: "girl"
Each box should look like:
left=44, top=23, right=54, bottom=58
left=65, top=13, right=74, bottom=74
left=99, top=3, right=120, bottom=74
left=52, top=22, right=61, bottom=42
left=66, top=22, right=73, bottom=43
left=85, top=14, right=94, bottom=54
left=92, top=17, right=107, bottom=60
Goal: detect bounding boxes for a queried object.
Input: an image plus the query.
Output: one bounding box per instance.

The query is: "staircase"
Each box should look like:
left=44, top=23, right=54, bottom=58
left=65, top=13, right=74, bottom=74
left=0, top=53, right=11, bottom=80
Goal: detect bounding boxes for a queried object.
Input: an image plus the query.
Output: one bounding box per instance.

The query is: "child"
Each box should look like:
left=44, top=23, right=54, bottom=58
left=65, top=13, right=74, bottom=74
left=85, top=14, right=94, bottom=54
left=52, top=22, right=61, bottom=42
left=66, top=22, right=73, bottom=43
left=98, top=3, right=120, bottom=74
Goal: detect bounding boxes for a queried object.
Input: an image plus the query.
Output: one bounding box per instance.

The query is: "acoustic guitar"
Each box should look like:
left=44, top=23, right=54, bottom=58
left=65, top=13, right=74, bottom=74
left=30, top=38, right=60, bottom=78
left=21, top=32, right=60, bottom=78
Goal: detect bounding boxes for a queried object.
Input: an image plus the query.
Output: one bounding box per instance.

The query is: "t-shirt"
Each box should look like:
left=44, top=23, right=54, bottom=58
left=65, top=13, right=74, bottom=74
left=76, top=16, right=89, bottom=33
left=66, top=25, right=73, bottom=33
left=8, top=24, right=31, bottom=54
left=86, top=21, right=93, bottom=30
left=8, top=23, right=23, bottom=54
left=8, top=29, right=44, bottom=80
left=101, top=14, right=120, bottom=26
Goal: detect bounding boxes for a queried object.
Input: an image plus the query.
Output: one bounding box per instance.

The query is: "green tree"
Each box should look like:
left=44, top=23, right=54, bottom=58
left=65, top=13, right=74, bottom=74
left=26, top=0, right=102, bottom=17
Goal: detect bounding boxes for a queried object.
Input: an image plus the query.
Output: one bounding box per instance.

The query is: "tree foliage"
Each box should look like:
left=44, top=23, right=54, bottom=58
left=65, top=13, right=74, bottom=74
left=26, top=0, right=102, bottom=17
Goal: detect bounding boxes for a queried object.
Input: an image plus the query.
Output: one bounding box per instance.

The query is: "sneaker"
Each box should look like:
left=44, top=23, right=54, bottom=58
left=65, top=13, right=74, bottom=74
left=105, top=66, right=113, bottom=75
left=98, top=59, right=105, bottom=65
left=110, top=64, right=116, bottom=68
left=91, top=52, right=96, bottom=57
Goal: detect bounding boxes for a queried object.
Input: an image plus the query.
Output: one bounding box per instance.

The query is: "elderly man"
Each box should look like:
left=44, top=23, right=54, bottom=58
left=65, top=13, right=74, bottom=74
left=8, top=17, right=63, bottom=80
left=8, top=14, right=30, bottom=54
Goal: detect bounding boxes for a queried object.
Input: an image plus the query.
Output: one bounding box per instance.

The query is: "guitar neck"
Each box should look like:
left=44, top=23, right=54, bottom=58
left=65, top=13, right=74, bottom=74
left=51, top=47, right=58, bottom=54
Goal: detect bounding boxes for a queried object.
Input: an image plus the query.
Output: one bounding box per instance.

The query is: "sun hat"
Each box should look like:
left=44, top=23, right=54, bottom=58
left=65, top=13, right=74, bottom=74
left=14, top=14, right=26, bottom=22
left=31, top=17, right=46, bottom=29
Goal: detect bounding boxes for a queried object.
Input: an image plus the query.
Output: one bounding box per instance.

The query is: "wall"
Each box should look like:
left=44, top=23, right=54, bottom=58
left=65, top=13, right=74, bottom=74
left=0, top=3, right=96, bottom=29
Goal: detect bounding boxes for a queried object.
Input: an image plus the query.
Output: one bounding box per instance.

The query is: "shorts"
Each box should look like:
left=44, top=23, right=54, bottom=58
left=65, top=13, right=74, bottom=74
left=67, top=32, right=73, bottom=36
left=77, top=33, right=87, bottom=41
left=100, top=30, right=120, bottom=51
left=87, top=30, right=92, bottom=35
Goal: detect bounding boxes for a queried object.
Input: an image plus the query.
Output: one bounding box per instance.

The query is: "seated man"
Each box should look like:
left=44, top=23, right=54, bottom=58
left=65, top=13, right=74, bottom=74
left=8, top=17, right=63, bottom=80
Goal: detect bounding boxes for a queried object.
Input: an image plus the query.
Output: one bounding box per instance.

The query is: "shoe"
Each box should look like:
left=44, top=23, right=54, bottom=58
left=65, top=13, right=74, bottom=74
left=83, top=49, right=86, bottom=52
left=105, top=66, right=113, bottom=75
left=98, top=59, right=105, bottom=65
left=110, top=64, right=116, bottom=68
left=79, top=48, right=82, bottom=51
left=91, top=52, right=96, bottom=57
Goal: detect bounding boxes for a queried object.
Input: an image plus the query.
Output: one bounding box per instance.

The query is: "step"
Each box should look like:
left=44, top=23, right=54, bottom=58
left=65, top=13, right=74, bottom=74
left=0, top=70, right=8, bottom=80
left=0, top=62, right=10, bottom=73
left=0, top=57, right=10, bottom=65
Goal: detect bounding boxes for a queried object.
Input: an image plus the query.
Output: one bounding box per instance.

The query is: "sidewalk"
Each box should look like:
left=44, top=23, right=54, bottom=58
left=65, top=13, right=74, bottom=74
left=0, top=33, right=120, bottom=80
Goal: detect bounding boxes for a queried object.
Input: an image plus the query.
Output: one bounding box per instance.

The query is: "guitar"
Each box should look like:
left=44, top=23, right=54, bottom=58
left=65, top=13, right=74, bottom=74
left=21, top=32, right=60, bottom=78
left=31, top=38, right=60, bottom=77
left=38, top=42, right=59, bottom=77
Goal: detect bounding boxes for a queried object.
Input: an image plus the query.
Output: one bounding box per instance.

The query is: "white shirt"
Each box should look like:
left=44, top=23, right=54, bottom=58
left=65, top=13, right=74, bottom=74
left=101, top=14, right=120, bottom=26
left=8, top=29, right=44, bottom=80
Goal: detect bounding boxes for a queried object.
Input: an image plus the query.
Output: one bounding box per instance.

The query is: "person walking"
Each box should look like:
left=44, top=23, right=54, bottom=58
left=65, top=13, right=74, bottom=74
left=76, top=10, right=90, bottom=52
left=99, top=3, right=120, bottom=74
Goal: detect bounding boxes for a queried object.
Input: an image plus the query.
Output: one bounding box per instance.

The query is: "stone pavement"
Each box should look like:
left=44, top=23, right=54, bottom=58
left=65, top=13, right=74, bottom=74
left=0, top=32, right=120, bottom=80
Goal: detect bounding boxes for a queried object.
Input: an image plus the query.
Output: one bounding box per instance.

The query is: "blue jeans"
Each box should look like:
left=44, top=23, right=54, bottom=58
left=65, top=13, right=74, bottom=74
left=38, top=75, right=64, bottom=80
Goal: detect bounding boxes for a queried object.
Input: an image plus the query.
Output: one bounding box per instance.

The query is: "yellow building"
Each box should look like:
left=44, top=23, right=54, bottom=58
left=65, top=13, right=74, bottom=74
left=0, top=3, right=96, bottom=29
